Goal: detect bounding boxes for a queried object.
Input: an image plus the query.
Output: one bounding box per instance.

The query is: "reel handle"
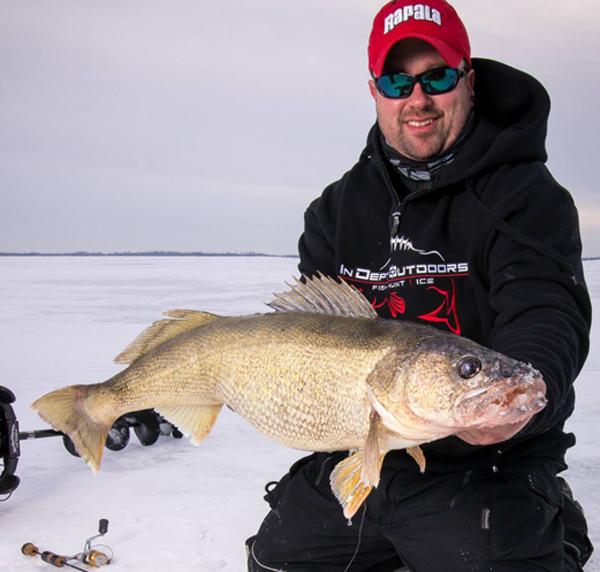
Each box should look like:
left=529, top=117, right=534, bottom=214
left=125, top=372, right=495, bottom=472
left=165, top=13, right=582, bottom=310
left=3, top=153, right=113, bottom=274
left=22, top=543, right=67, bottom=568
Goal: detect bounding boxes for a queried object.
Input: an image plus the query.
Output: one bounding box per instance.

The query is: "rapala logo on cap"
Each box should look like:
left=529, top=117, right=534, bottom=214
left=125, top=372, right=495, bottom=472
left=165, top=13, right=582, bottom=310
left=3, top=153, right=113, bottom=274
left=384, top=5, right=442, bottom=34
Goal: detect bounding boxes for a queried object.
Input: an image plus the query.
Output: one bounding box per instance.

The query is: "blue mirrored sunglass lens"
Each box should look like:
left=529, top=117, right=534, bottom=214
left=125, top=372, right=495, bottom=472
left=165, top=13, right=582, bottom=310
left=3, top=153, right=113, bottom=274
left=422, top=68, right=459, bottom=93
left=377, top=74, right=415, bottom=98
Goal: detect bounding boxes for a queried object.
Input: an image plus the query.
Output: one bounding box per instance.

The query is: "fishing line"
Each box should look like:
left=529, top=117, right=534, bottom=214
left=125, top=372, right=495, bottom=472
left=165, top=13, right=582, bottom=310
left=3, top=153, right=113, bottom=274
left=250, top=503, right=367, bottom=572
left=343, top=503, right=367, bottom=572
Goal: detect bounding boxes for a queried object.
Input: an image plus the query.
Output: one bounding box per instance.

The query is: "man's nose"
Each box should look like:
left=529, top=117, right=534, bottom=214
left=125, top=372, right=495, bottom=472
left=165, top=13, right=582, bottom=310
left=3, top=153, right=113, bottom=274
left=407, top=82, right=432, bottom=108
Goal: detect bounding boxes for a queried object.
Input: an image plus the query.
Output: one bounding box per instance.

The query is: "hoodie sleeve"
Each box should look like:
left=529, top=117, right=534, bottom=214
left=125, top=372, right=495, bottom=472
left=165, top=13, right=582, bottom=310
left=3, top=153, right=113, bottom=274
left=483, top=178, right=591, bottom=437
left=298, top=183, right=340, bottom=278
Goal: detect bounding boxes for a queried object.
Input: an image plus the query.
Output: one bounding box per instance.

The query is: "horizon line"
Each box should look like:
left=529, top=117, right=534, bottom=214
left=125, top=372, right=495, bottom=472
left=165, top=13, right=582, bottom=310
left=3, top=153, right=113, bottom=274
left=2, top=251, right=599, bottom=262
left=0, top=250, right=299, bottom=258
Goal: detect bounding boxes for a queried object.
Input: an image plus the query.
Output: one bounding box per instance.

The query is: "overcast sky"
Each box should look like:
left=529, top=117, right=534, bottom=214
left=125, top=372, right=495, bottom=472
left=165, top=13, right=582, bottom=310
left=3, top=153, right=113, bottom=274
left=1, top=1, right=599, bottom=256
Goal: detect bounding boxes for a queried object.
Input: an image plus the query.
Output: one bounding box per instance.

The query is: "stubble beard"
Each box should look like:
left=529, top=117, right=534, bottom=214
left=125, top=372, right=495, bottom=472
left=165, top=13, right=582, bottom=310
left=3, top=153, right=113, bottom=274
left=388, top=116, right=449, bottom=161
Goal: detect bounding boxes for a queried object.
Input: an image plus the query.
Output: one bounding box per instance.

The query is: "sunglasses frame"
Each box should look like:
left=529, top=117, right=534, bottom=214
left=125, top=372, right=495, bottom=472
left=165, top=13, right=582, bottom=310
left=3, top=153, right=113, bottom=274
left=373, top=66, right=468, bottom=100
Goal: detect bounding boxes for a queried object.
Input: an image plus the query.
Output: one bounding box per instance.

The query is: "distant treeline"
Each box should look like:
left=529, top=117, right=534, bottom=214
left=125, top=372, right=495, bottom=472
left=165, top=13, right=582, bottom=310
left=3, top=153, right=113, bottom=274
left=1, top=252, right=598, bottom=261
left=0, top=251, right=299, bottom=258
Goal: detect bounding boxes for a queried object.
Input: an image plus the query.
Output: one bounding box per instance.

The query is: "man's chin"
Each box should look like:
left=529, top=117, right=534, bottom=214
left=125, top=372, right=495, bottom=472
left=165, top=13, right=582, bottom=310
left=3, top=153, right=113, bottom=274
left=394, top=139, right=444, bottom=162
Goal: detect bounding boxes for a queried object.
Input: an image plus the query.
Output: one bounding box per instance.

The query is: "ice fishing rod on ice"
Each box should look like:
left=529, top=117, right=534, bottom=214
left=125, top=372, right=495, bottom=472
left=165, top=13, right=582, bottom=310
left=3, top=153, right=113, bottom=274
left=0, top=385, right=183, bottom=500
left=22, top=518, right=113, bottom=570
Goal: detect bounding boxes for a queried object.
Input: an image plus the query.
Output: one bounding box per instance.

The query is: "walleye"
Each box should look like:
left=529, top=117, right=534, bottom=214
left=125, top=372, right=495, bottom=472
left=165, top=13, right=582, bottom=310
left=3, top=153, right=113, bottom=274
left=32, top=275, right=546, bottom=518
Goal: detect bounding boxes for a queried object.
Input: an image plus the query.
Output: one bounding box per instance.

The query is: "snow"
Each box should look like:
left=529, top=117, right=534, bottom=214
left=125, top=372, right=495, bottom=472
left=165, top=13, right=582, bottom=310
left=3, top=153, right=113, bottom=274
left=0, top=256, right=598, bottom=571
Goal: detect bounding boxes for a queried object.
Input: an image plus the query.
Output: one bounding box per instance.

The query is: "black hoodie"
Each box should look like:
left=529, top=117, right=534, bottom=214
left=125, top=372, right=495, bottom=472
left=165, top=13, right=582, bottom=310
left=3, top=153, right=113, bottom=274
left=298, top=59, right=592, bottom=473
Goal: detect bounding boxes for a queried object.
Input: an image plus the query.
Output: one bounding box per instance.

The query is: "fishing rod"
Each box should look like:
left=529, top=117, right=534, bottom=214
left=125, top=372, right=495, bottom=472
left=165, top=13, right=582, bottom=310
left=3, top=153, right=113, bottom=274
left=0, top=385, right=182, bottom=500
left=22, top=518, right=113, bottom=570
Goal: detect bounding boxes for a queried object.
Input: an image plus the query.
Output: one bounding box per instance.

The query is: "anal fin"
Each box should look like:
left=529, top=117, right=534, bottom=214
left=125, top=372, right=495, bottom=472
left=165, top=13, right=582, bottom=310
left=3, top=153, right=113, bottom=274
left=156, top=404, right=223, bottom=445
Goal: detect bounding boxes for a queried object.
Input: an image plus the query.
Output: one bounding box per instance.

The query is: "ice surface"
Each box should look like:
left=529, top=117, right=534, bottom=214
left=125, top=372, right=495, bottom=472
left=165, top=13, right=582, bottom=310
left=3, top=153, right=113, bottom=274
left=0, top=256, right=597, bottom=570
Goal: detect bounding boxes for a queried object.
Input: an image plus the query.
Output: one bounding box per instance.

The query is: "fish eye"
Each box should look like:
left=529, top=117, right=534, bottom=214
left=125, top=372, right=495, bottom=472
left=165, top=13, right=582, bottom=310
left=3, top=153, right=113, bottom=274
left=457, top=356, right=482, bottom=379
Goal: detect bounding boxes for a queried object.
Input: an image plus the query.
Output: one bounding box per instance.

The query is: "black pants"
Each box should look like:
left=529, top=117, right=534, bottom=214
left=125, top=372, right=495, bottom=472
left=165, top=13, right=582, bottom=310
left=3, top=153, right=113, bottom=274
left=247, top=453, right=592, bottom=572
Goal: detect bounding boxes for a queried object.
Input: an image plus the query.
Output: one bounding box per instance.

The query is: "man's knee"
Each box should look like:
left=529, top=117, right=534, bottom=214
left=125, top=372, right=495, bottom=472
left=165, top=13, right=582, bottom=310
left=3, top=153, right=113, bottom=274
left=245, top=536, right=271, bottom=572
left=246, top=536, right=257, bottom=571
left=558, top=477, right=594, bottom=570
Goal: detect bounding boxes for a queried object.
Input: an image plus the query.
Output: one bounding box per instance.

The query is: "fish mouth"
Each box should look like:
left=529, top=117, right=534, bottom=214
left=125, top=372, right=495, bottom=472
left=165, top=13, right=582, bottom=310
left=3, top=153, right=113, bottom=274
left=454, top=368, right=547, bottom=427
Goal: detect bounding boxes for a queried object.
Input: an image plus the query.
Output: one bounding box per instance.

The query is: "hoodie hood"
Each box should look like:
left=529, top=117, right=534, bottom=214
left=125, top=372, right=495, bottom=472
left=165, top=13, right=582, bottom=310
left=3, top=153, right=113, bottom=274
left=363, top=58, right=551, bottom=188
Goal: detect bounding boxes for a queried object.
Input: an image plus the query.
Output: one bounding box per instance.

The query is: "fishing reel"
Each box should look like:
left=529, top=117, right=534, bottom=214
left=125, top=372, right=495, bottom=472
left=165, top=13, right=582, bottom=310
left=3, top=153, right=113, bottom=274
left=22, top=518, right=113, bottom=570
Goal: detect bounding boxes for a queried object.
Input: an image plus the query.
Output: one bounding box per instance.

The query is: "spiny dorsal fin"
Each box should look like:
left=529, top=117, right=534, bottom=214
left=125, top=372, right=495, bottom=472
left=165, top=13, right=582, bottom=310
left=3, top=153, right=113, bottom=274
left=266, top=273, right=377, bottom=319
left=114, top=310, right=219, bottom=365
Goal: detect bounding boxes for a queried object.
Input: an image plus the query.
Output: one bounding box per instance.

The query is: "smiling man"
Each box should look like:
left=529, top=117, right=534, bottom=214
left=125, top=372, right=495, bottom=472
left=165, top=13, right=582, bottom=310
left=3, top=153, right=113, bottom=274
left=247, top=1, right=593, bottom=570
left=370, top=40, right=473, bottom=162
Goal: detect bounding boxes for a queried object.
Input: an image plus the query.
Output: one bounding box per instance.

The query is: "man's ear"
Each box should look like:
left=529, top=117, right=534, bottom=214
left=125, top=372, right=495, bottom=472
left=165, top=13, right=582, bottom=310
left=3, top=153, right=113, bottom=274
left=369, top=78, right=378, bottom=100
left=467, top=68, right=475, bottom=102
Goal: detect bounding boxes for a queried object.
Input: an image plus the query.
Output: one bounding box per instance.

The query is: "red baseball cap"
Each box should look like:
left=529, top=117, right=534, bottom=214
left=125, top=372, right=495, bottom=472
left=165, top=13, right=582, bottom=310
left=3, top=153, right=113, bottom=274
left=368, top=0, right=471, bottom=76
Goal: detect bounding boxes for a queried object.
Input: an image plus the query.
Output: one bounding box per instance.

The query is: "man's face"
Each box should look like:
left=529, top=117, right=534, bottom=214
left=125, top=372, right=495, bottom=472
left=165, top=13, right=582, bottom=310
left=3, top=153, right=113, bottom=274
left=369, top=39, right=474, bottom=161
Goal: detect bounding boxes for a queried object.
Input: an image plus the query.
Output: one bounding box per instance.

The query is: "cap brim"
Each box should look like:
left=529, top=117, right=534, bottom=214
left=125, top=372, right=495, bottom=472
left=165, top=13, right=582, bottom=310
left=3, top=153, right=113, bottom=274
left=372, top=34, right=464, bottom=76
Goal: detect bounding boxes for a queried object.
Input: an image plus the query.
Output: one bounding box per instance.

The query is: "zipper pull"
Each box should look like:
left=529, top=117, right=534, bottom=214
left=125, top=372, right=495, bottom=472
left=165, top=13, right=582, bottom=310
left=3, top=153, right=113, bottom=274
left=391, top=209, right=402, bottom=237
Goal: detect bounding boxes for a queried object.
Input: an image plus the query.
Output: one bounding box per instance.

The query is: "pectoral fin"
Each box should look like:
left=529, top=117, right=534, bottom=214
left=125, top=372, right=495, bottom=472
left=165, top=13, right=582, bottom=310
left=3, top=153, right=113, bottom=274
left=406, top=445, right=426, bottom=473
left=362, top=409, right=382, bottom=486
left=156, top=404, right=223, bottom=445
left=330, top=412, right=387, bottom=519
left=330, top=450, right=387, bottom=520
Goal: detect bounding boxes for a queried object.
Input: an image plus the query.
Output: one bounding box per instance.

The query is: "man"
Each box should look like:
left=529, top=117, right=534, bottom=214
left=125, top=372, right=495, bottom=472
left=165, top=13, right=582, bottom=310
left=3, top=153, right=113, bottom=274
left=248, top=1, right=593, bottom=570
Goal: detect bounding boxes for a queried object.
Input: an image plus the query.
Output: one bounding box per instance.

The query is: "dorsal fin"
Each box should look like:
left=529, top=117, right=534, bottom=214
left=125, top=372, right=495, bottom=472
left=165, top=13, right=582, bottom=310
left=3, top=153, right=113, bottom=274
left=114, top=310, right=219, bottom=365
left=266, top=273, right=377, bottom=319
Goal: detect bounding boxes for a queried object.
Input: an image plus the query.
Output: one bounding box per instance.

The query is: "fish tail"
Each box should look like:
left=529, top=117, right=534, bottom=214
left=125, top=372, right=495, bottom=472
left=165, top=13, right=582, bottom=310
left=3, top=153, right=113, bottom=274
left=32, top=384, right=115, bottom=474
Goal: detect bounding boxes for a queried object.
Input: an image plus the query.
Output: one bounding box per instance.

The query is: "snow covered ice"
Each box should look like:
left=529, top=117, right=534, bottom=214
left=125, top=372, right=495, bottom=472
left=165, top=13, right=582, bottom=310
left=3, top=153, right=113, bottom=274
left=0, top=256, right=598, bottom=571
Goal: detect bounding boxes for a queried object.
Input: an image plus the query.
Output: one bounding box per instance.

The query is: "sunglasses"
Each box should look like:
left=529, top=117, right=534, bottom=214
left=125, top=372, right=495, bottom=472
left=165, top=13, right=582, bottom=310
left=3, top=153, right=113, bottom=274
left=374, top=66, right=467, bottom=99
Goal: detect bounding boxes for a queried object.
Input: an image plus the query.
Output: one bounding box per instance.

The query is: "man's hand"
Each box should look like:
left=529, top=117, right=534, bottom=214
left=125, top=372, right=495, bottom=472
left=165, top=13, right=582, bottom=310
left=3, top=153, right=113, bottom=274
left=456, top=417, right=531, bottom=446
